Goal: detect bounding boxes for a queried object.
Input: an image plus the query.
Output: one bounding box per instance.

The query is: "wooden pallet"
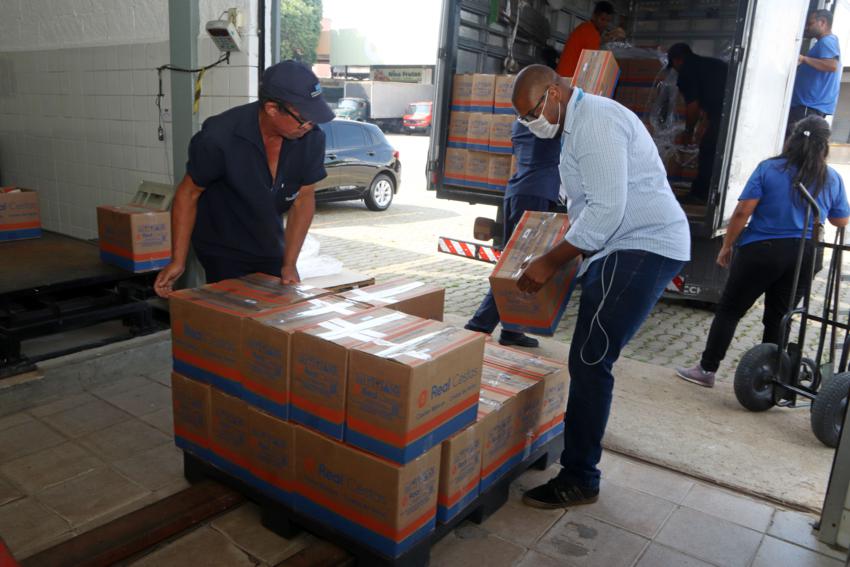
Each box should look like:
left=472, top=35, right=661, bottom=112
left=183, top=433, right=564, bottom=567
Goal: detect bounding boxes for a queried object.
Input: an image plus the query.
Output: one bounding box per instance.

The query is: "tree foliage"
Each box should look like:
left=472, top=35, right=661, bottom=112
left=280, top=0, right=323, bottom=65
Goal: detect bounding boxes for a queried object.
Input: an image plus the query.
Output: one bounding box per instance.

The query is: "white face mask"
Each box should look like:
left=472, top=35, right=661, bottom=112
left=524, top=90, right=561, bottom=139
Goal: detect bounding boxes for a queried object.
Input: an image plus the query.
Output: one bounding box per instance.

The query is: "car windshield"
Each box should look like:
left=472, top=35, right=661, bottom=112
left=338, top=99, right=359, bottom=109
left=407, top=103, right=430, bottom=114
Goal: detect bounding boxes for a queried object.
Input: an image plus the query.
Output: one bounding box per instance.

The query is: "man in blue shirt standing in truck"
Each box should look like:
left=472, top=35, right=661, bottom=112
left=787, top=9, right=841, bottom=136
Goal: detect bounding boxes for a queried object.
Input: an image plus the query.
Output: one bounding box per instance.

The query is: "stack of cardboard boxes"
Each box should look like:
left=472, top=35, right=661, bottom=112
left=445, top=74, right=516, bottom=193
left=170, top=270, right=569, bottom=557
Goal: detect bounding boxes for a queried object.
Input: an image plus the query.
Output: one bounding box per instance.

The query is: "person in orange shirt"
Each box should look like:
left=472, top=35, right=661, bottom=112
left=556, top=2, right=624, bottom=78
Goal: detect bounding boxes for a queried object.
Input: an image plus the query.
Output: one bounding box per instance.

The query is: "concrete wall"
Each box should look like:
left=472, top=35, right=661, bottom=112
left=0, top=0, right=260, bottom=240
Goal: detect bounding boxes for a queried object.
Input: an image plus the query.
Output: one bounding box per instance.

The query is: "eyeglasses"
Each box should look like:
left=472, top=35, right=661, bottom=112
left=517, top=87, right=551, bottom=125
left=281, top=104, right=312, bottom=130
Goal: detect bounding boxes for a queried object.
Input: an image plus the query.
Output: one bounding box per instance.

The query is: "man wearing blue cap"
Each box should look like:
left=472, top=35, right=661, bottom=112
left=154, top=60, right=334, bottom=297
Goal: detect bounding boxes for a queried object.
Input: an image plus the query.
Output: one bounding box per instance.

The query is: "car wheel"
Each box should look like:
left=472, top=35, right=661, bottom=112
left=365, top=173, right=394, bottom=211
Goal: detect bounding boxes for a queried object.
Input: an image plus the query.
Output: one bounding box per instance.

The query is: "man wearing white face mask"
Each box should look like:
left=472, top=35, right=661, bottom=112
left=513, top=64, right=690, bottom=509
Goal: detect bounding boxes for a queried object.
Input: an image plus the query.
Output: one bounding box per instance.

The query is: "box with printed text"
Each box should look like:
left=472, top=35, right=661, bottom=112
left=170, top=273, right=329, bottom=397
left=493, top=75, right=515, bottom=115
left=346, top=318, right=484, bottom=464
left=240, top=296, right=374, bottom=420
left=436, top=422, right=482, bottom=523
left=171, top=372, right=212, bottom=460
left=451, top=73, right=496, bottom=113
left=490, top=212, right=580, bottom=335
left=96, top=205, right=170, bottom=272
left=294, top=425, right=441, bottom=558
left=571, top=49, right=620, bottom=98
left=0, top=187, right=41, bottom=242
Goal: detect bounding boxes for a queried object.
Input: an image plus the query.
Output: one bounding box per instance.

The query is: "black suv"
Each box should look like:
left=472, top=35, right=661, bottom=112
left=315, top=120, right=401, bottom=211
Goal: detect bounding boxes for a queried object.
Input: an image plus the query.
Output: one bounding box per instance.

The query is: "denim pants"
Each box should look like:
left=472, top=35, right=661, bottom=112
left=468, top=194, right=555, bottom=334
left=558, top=250, right=686, bottom=490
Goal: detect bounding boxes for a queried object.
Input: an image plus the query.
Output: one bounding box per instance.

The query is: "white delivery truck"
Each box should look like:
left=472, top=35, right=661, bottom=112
left=427, top=0, right=816, bottom=303
left=337, top=81, right=435, bottom=133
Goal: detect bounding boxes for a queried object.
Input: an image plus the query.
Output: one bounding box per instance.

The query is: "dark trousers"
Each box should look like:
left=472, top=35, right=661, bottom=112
left=467, top=194, right=556, bottom=335
left=786, top=105, right=827, bottom=138
left=196, top=252, right=283, bottom=284
left=558, top=251, right=685, bottom=489
left=692, top=116, right=719, bottom=200
left=700, top=238, right=814, bottom=372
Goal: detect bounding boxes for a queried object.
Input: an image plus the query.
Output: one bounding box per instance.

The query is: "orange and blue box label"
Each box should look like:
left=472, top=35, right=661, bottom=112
left=99, top=242, right=170, bottom=272
left=0, top=220, right=41, bottom=241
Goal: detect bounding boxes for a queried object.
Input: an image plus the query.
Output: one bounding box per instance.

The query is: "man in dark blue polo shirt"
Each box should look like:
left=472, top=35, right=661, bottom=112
left=464, top=120, right=561, bottom=347
left=154, top=60, right=333, bottom=297
left=667, top=43, right=728, bottom=204
left=787, top=9, right=841, bottom=136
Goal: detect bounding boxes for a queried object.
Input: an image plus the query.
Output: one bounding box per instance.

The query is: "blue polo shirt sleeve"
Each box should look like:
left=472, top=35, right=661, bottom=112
left=300, top=127, right=327, bottom=187
left=739, top=161, right=767, bottom=201
left=827, top=169, right=850, bottom=219
left=186, top=126, right=225, bottom=188
left=811, top=35, right=840, bottom=60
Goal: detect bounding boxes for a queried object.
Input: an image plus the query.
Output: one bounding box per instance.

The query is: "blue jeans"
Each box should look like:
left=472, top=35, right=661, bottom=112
left=558, top=250, right=685, bottom=490
left=467, top=194, right=556, bottom=334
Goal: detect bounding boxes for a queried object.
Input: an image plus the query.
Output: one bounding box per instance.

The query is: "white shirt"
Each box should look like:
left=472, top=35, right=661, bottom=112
left=560, top=89, right=691, bottom=276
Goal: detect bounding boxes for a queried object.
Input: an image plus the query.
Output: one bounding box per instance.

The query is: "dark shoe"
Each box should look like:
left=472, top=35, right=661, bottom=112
left=464, top=324, right=491, bottom=335
left=499, top=332, right=539, bottom=348
left=522, top=478, right=599, bottom=509
left=675, top=364, right=716, bottom=388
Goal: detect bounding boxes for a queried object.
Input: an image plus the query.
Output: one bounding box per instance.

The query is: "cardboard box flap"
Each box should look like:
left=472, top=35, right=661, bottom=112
left=210, top=273, right=328, bottom=305
left=481, top=364, right=539, bottom=396
left=98, top=204, right=162, bottom=215
left=352, top=322, right=480, bottom=367
left=256, top=297, right=373, bottom=332
left=492, top=212, right=570, bottom=279
left=341, top=279, right=441, bottom=306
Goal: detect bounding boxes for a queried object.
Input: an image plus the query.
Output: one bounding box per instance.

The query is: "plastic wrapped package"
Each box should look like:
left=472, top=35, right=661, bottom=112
left=295, top=234, right=343, bottom=279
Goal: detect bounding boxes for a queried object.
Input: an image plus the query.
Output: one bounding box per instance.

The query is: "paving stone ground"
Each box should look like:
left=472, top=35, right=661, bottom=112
left=311, top=135, right=850, bottom=382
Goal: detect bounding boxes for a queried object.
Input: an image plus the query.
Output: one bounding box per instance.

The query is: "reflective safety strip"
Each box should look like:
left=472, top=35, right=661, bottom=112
left=438, top=237, right=501, bottom=265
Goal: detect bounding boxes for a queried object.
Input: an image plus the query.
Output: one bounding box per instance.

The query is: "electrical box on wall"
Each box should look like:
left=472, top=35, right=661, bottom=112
left=206, top=18, right=242, bottom=52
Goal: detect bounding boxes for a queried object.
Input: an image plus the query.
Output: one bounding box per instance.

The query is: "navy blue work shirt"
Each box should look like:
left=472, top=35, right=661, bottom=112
left=504, top=121, right=561, bottom=201
left=186, top=101, right=327, bottom=261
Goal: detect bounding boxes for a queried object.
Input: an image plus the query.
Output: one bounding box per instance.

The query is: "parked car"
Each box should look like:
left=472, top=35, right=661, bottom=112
left=315, top=119, right=401, bottom=211
left=403, top=101, right=433, bottom=134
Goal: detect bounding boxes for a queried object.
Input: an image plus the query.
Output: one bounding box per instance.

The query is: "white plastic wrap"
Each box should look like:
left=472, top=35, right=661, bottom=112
left=296, top=234, right=344, bottom=279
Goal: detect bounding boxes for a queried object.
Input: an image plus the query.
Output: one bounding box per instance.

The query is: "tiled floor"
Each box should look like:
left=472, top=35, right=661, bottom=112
left=1, top=371, right=847, bottom=566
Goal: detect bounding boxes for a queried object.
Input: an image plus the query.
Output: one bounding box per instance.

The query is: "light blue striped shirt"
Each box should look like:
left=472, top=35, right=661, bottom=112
left=560, top=89, right=691, bottom=276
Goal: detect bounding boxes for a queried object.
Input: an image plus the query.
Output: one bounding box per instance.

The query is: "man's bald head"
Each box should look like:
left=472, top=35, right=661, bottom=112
left=512, top=64, right=560, bottom=116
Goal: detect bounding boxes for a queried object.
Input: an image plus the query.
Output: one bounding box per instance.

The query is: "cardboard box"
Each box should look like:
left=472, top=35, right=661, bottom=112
left=465, top=151, right=491, bottom=191
left=488, top=114, right=514, bottom=155
left=571, top=49, right=620, bottom=98
left=451, top=73, right=496, bottom=113
left=346, top=320, right=484, bottom=464
left=0, top=187, right=41, bottom=242
left=478, top=364, right=543, bottom=489
left=290, top=308, right=415, bottom=439
left=447, top=111, right=471, bottom=149
left=487, top=155, right=512, bottom=193
left=294, top=426, right=441, bottom=558
left=209, top=389, right=252, bottom=483
left=476, top=389, right=518, bottom=491
left=493, top=75, right=515, bottom=115
left=437, top=422, right=482, bottom=523
left=483, top=343, right=568, bottom=452
left=171, top=372, right=212, bottom=460
left=338, top=278, right=445, bottom=321
left=241, top=297, right=374, bottom=419
left=617, top=57, right=664, bottom=85
left=466, top=113, right=492, bottom=152
left=247, top=405, right=296, bottom=505
left=96, top=205, right=170, bottom=272
left=444, top=147, right=469, bottom=187
left=490, top=212, right=580, bottom=335
left=170, top=274, right=329, bottom=396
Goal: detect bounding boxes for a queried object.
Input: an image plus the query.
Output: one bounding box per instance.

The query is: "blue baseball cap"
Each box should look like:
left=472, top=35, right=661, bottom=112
left=260, top=60, right=334, bottom=124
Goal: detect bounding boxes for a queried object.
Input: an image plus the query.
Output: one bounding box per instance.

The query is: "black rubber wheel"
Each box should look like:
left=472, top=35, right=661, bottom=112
left=734, top=343, right=784, bottom=412
left=365, top=173, right=394, bottom=211
left=811, top=372, right=850, bottom=448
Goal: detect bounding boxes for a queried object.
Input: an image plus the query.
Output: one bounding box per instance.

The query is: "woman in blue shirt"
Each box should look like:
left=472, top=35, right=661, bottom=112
left=676, top=116, right=850, bottom=387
